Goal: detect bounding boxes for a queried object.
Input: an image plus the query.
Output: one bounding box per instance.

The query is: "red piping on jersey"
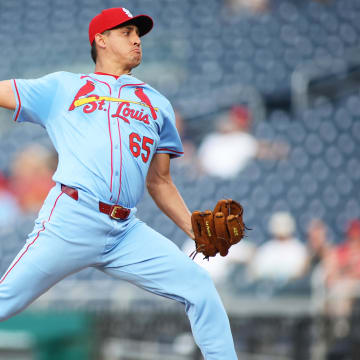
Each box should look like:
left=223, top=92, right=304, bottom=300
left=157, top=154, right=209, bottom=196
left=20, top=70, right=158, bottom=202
left=157, top=147, right=184, bottom=155
left=116, top=118, right=122, bottom=204
left=0, top=191, right=64, bottom=285
left=116, top=82, right=145, bottom=204
left=94, top=72, right=119, bottom=79
left=82, top=75, right=114, bottom=196
left=13, top=79, right=21, bottom=122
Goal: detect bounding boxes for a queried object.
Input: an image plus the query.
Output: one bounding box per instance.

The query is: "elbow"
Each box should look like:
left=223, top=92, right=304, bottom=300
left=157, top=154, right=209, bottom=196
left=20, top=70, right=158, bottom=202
left=146, top=174, right=172, bottom=195
left=146, top=178, right=158, bottom=195
left=146, top=179, right=153, bottom=192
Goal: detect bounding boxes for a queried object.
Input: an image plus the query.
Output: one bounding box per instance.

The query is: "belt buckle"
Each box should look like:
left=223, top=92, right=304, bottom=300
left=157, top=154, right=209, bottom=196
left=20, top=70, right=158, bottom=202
left=110, top=205, right=128, bottom=220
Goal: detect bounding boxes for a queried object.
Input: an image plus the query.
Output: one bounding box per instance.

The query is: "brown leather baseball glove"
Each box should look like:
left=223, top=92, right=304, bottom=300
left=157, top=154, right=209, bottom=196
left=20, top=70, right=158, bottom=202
left=190, top=199, right=246, bottom=259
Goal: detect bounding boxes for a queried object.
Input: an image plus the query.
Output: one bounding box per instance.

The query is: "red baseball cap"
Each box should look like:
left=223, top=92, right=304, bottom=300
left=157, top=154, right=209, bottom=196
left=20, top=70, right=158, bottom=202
left=230, top=105, right=252, bottom=127
left=89, top=7, right=153, bottom=45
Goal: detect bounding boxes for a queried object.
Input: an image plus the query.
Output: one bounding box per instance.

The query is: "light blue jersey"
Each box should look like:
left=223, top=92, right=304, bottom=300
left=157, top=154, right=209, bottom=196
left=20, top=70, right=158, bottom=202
left=1, top=70, right=238, bottom=359
left=12, top=72, right=183, bottom=207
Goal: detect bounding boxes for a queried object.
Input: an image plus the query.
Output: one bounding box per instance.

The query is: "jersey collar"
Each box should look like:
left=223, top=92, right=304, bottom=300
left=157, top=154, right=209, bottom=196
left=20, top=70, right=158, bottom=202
left=94, top=72, right=135, bottom=79
left=94, top=72, right=120, bottom=79
left=92, top=72, right=144, bottom=85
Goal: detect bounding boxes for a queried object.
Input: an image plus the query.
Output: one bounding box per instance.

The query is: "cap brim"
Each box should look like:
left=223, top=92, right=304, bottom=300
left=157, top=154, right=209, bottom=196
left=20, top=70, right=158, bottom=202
left=116, top=15, right=153, bottom=37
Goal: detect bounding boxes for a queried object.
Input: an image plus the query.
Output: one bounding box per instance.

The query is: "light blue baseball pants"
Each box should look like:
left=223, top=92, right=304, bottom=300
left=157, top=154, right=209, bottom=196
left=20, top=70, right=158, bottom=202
left=0, top=183, right=238, bottom=359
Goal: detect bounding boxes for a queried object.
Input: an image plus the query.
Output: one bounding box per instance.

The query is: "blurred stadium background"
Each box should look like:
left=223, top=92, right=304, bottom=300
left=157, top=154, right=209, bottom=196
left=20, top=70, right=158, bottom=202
left=0, top=0, right=360, bottom=359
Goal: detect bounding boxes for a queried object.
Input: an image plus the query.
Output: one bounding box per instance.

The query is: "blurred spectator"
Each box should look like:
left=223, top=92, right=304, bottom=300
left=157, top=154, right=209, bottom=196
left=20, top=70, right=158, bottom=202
left=197, top=105, right=288, bottom=179
left=182, top=238, right=256, bottom=285
left=303, top=219, right=333, bottom=276
left=9, top=144, right=57, bottom=214
left=324, top=219, right=360, bottom=317
left=250, top=212, right=308, bottom=282
left=0, top=171, right=20, bottom=227
left=300, top=219, right=334, bottom=309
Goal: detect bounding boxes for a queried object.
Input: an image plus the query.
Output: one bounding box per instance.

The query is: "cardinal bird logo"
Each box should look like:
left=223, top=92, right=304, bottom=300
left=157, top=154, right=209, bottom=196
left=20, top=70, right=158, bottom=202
left=134, top=87, right=157, bottom=120
left=68, top=80, right=95, bottom=111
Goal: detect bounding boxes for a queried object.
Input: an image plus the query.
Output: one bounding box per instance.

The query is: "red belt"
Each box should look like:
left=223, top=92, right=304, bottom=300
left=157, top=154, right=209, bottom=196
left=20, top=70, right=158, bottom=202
left=61, top=184, right=131, bottom=220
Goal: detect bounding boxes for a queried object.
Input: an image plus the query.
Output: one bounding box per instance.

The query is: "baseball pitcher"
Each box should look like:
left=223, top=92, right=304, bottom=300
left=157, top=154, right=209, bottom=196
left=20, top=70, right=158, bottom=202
left=0, top=7, right=245, bottom=359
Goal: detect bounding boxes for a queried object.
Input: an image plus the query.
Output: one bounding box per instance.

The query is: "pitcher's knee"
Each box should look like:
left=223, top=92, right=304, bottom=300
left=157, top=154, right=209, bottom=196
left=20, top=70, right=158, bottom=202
left=190, top=266, right=218, bottom=297
left=197, top=265, right=215, bottom=284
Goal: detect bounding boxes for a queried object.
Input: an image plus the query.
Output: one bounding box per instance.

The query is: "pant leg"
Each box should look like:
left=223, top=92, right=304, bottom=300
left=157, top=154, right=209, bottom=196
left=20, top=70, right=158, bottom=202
left=100, top=220, right=238, bottom=360
left=0, top=185, right=104, bottom=321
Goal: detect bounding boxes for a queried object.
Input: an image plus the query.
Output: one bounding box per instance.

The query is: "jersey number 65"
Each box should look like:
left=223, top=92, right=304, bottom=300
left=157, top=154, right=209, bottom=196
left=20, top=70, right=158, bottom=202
left=129, top=132, right=154, bottom=163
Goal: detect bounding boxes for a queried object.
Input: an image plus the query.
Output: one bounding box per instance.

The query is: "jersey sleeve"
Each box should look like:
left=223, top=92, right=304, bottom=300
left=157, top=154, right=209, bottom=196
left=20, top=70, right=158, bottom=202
left=156, top=103, right=184, bottom=158
left=12, top=72, right=60, bottom=127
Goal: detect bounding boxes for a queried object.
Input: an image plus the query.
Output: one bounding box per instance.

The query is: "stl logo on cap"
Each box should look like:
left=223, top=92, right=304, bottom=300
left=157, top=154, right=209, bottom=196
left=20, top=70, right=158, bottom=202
left=122, top=8, right=133, bottom=18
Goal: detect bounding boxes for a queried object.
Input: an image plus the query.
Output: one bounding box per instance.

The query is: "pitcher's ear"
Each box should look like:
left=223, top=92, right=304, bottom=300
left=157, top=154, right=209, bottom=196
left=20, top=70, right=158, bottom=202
left=94, top=33, right=107, bottom=50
